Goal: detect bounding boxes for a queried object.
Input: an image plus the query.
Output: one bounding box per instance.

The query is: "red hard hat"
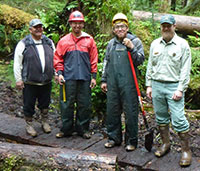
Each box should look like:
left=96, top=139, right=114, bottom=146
left=68, top=10, right=85, bottom=22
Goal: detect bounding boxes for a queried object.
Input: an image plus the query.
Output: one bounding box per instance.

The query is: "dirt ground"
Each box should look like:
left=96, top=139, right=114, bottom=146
left=0, top=61, right=200, bottom=163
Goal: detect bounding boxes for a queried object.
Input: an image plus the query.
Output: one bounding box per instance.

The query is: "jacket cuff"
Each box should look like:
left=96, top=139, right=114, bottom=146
left=92, top=73, right=97, bottom=79
left=57, top=70, right=63, bottom=76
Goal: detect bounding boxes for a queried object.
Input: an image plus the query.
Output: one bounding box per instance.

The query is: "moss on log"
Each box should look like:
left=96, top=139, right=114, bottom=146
left=0, top=4, right=35, bottom=29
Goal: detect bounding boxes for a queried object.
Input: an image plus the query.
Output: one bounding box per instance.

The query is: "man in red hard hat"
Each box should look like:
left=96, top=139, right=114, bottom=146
left=54, top=10, right=98, bottom=139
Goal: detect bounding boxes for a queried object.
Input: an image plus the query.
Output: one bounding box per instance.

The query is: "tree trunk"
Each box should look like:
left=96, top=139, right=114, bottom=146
left=171, top=0, right=176, bottom=11
left=132, top=10, right=200, bottom=35
left=159, top=0, right=171, bottom=12
left=182, top=0, right=188, bottom=7
left=183, top=0, right=200, bottom=14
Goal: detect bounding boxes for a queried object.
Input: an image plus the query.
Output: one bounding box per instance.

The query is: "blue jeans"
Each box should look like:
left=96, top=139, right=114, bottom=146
left=152, top=80, right=189, bottom=132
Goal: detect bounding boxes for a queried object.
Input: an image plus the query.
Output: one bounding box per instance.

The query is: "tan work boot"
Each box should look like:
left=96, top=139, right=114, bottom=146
left=178, top=131, right=192, bottom=167
left=25, top=117, right=37, bottom=137
left=42, top=121, right=51, bottom=133
left=155, top=124, right=170, bottom=157
left=56, top=132, right=65, bottom=138
left=125, top=145, right=136, bottom=152
left=82, top=132, right=91, bottom=139
left=41, top=109, right=51, bottom=133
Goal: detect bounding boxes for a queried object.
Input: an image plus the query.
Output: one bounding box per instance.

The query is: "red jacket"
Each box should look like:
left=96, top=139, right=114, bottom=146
left=54, top=32, right=98, bottom=81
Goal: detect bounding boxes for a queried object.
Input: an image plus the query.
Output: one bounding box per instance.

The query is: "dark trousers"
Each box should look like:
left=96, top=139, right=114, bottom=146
left=23, top=83, right=52, bottom=117
left=60, top=80, right=91, bottom=136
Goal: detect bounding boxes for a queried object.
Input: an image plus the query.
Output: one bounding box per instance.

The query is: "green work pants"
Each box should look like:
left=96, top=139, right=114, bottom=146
left=152, top=80, right=189, bottom=132
left=59, top=80, right=91, bottom=136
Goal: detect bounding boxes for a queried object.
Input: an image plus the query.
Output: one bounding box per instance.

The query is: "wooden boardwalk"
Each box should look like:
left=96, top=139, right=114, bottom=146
left=0, top=113, right=200, bottom=170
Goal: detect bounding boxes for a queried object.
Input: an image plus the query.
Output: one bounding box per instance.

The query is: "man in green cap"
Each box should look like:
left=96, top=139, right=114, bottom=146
left=146, top=14, right=192, bottom=166
left=101, top=13, right=144, bottom=151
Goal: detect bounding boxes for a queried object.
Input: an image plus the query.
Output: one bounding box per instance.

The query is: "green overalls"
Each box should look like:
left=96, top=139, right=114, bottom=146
left=106, top=38, right=139, bottom=147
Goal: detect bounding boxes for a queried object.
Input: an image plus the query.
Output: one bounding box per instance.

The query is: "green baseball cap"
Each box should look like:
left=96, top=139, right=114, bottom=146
left=160, top=14, right=175, bottom=25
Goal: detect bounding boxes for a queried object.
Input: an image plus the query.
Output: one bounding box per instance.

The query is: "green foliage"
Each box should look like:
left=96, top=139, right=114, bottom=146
left=35, top=1, right=67, bottom=43
left=185, top=45, right=200, bottom=109
left=90, top=33, right=109, bottom=119
left=0, top=4, right=34, bottom=56
left=0, top=155, right=24, bottom=171
left=187, top=31, right=200, bottom=47
left=7, top=60, right=17, bottom=88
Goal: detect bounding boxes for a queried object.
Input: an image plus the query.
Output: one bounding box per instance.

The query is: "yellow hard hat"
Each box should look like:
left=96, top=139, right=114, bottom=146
left=112, top=13, right=128, bottom=26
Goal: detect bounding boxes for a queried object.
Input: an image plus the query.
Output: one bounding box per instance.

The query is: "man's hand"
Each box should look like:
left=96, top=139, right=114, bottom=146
left=16, top=80, right=24, bottom=90
left=123, top=38, right=134, bottom=49
left=58, top=75, right=65, bottom=85
left=172, top=90, right=183, bottom=101
left=101, top=83, right=107, bottom=93
left=54, top=75, right=59, bottom=84
left=90, top=78, right=96, bottom=89
left=146, top=86, right=152, bottom=100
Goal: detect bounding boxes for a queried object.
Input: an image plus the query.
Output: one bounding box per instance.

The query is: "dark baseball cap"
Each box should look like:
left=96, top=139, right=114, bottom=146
left=29, top=19, right=43, bottom=28
left=160, top=14, right=175, bottom=25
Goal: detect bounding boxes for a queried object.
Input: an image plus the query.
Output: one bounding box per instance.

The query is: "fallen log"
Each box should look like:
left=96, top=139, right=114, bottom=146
left=132, top=10, right=200, bottom=35
left=185, top=109, right=200, bottom=113
left=0, top=142, right=117, bottom=170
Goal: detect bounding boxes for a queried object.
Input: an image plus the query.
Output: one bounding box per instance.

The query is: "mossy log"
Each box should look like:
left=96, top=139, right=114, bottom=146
left=0, top=4, right=35, bottom=29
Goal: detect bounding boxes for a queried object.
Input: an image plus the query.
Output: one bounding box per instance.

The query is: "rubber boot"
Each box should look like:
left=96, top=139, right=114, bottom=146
left=25, top=117, right=37, bottom=137
left=178, top=131, right=192, bottom=167
left=41, top=109, right=51, bottom=133
left=155, top=124, right=170, bottom=157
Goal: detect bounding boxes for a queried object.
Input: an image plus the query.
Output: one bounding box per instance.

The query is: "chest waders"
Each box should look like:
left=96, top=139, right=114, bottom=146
left=106, top=43, right=139, bottom=147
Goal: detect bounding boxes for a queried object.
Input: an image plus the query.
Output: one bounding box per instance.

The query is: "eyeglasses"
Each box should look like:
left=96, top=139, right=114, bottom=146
left=114, top=24, right=127, bottom=30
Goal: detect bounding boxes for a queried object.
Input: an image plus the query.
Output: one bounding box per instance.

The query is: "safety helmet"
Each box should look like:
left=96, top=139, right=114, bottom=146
left=112, top=13, right=128, bottom=26
left=68, top=10, right=85, bottom=22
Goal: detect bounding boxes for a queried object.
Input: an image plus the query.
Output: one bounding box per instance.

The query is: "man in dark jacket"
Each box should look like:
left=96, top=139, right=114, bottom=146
left=54, top=11, right=98, bottom=139
left=14, top=19, right=55, bottom=137
left=101, top=13, right=144, bottom=151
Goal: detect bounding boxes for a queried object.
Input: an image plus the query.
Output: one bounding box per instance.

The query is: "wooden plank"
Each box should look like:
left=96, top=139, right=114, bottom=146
left=0, top=113, right=104, bottom=150
left=144, top=151, right=200, bottom=171
left=0, top=113, right=200, bottom=170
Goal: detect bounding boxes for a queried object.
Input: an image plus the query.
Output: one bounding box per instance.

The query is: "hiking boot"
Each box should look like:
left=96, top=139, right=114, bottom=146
left=104, top=140, right=116, bottom=148
left=26, top=122, right=37, bottom=137
left=25, top=117, right=37, bottom=137
left=178, top=131, right=192, bottom=167
left=56, top=132, right=65, bottom=138
left=42, top=121, right=51, bottom=133
left=125, top=145, right=136, bottom=152
left=155, top=124, right=170, bottom=157
left=41, top=109, right=51, bottom=133
left=82, top=132, right=91, bottom=139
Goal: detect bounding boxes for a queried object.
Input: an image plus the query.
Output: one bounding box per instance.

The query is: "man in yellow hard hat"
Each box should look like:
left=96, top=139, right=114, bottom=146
left=101, top=13, right=145, bottom=151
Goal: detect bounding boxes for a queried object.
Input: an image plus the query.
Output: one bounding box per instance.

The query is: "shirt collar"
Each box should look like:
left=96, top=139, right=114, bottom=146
left=160, top=33, right=178, bottom=45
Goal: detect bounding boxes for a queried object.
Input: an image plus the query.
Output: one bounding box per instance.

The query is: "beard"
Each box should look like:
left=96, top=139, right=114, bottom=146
left=162, top=31, right=174, bottom=43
